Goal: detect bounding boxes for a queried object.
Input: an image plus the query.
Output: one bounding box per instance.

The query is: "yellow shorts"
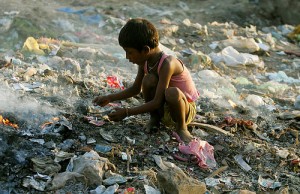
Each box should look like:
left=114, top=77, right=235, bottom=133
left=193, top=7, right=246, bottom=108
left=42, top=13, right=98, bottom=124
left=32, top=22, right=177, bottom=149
left=162, top=102, right=197, bottom=127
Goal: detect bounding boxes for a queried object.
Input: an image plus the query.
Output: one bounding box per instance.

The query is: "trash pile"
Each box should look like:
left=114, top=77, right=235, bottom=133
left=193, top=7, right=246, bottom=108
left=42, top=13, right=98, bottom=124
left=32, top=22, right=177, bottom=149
left=0, top=0, right=299, bottom=193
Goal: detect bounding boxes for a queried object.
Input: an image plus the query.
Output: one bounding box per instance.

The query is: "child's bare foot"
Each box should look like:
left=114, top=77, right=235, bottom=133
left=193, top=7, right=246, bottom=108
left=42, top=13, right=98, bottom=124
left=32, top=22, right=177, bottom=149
left=144, top=118, right=160, bottom=133
left=176, top=129, right=193, bottom=143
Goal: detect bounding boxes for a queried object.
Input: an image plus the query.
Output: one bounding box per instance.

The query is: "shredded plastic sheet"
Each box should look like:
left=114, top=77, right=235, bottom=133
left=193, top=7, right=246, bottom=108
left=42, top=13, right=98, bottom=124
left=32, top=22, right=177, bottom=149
left=178, top=138, right=217, bottom=169
left=107, top=75, right=124, bottom=90
left=84, top=116, right=105, bottom=126
left=258, top=175, right=282, bottom=189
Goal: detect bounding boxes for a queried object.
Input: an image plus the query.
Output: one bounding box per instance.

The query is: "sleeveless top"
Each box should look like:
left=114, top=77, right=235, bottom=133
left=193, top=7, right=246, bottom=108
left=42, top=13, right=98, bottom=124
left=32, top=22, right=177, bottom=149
left=144, top=53, right=199, bottom=102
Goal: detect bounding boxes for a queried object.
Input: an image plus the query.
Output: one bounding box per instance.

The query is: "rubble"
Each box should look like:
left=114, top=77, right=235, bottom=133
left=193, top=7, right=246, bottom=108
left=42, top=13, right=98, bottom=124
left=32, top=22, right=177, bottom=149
left=0, top=0, right=299, bottom=193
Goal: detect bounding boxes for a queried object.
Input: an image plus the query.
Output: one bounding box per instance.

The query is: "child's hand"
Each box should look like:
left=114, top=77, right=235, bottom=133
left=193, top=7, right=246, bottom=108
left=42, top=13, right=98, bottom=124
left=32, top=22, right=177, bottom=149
left=93, top=96, right=110, bottom=106
left=108, top=108, right=127, bottom=121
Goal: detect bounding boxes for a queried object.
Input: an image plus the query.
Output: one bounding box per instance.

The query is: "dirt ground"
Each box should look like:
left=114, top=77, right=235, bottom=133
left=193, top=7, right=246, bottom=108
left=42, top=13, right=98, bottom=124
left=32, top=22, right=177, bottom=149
left=0, top=0, right=300, bottom=193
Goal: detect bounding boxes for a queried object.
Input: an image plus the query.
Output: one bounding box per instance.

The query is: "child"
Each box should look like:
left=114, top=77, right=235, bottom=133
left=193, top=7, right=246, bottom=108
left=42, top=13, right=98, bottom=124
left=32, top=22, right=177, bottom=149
left=93, top=18, right=199, bottom=142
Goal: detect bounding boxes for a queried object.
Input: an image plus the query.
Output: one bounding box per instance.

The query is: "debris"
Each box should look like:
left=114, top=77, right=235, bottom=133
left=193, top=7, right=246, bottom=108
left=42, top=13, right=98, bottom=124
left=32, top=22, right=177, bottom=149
left=87, top=137, right=97, bottom=144
left=31, top=157, right=61, bottom=175
left=54, top=151, right=75, bottom=162
left=103, top=175, right=127, bottom=186
left=209, top=46, right=264, bottom=68
left=287, top=25, right=300, bottom=42
left=123, top=187, right=135, bottom=194
left=12, top=82, right=43, bottom=91
left=229, top=190, right=256, bottom=194
left=205, top=177, right=220, bottom=187
left=22, top=176, right=47, bottom=191
left=22, top=37, right=46, bottom=55
left=126, top=148, right=133, bottom=173
left=153, top=155, right=206, bottom=194
left=125, top=136, right=136, bottom=145
left=284, top=50, right=300, bottom=57
left=234, top=155, right=252, bottom=172
left=94, top=144, right=112, bottom=154
left=277, top=111, right=300, bottom=120
left=1, top=1, right=300, bottom=193
left=67, top=150, right=116, bottom=186
left=295, top=95, right=300, bottom=110
left=177, top=138, right=217, bottom=169
left=144, top=184, right=161, bottom=194
left=107, top=75, right=125, bottom=90
left=189, top=122, right=234, bottom=136
left=207, top=165, right=228, bottom=178
left=218, top=36, right=260, bottom=53
left=274, top=147, right=290, bottom=159
left=99, top=128, right=117, bottom=142
left=47, top=172, right=87, bottom=190
left=0, top=59, right=12, bottom=68
left=258, top=175, right=282, bottom=189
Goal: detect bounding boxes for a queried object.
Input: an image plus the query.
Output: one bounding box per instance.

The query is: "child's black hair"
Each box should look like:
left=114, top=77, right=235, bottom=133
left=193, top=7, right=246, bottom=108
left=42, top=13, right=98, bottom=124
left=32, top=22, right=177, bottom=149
left=118, top=18, right=159, bottom=51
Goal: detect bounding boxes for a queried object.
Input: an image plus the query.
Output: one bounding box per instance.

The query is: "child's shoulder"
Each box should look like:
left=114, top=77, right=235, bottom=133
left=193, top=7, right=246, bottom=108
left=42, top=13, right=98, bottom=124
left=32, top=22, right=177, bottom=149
left=164, top=55, right=183, bottom=67
left=162, top=54, right=177, bottom=63
left=158, top=54, right=184, bottom=73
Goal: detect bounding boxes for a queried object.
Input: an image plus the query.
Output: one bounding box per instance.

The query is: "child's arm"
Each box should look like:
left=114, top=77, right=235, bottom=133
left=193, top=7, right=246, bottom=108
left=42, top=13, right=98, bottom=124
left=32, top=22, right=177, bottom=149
left=108, top=57, right=181, bottom=121
left=93, top=65, right=144, bottom=106
left=128, top=60, right=173, bottom=115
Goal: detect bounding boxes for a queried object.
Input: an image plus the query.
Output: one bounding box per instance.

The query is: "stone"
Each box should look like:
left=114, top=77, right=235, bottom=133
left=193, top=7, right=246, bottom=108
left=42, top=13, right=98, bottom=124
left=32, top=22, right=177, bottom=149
left=157, top=167, right=206, bottom=194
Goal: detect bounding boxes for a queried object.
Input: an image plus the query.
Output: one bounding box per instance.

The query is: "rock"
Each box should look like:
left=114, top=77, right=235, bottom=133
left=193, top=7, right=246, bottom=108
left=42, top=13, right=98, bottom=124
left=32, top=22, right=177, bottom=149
left=157, top=167, right=206, bottom=194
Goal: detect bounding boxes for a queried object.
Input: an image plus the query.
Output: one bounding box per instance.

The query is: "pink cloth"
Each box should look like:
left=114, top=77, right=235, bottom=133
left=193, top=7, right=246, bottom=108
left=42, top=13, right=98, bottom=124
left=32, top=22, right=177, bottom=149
left=144, top=53, right=199, bottom=102
left=178, top=138, right=217, bottom=169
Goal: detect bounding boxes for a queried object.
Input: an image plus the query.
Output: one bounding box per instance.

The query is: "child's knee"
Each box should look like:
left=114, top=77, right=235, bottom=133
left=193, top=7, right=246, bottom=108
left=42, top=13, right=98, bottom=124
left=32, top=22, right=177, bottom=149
left=165, top=87, right=180, bottom=101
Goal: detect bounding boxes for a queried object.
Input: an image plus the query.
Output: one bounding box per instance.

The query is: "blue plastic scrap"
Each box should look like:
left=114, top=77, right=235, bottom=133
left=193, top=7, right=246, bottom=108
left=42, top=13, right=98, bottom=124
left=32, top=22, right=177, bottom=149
left=56, top=7, right=91, bottom=14
left=56, top=7, right=103, bottom=25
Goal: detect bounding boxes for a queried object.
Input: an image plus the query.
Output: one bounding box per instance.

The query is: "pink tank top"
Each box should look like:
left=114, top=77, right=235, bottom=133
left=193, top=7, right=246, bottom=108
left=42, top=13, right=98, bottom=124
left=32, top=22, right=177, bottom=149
left=144, top=53, right=199, bottom=102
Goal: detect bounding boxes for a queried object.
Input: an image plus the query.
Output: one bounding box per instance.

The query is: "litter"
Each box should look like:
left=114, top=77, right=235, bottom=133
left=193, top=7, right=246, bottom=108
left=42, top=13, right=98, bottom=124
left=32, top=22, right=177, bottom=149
left=177, top=137, right=217, bottom=169
left=234, top=155, right=252, bottom=172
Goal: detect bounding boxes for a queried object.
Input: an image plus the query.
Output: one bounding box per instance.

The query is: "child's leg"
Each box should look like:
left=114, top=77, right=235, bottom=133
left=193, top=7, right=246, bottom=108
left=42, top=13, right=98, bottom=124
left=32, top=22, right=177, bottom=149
left=165, top=87, right=193, bottom=142
left=142, top=74, right=161, bottom=132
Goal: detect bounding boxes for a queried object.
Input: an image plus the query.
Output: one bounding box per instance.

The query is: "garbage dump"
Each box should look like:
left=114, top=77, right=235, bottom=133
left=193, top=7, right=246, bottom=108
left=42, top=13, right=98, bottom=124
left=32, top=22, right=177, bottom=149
left=0, top=0, right=299, bottom=193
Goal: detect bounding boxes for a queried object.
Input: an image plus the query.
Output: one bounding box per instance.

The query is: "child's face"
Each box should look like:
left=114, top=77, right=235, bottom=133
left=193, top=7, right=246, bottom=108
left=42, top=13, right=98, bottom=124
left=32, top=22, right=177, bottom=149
left=123, top=47, right=146, bottom=66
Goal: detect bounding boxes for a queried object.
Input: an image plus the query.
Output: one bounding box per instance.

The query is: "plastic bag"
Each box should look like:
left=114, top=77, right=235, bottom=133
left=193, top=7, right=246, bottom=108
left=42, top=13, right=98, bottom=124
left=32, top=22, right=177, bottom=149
left=178, top=138, right=217, bottom=169
left=107, top=75, right=124, bottom=90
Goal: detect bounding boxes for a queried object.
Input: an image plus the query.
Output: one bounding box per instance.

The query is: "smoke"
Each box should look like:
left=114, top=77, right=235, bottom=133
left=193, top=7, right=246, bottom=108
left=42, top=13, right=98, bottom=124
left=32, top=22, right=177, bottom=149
left=0, top=86, right=59, bottom=129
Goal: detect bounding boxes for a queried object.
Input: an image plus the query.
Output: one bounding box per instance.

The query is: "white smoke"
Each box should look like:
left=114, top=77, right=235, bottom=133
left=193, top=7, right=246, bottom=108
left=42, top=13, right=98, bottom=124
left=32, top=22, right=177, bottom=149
left=0, top=85, right=59, bottom=129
